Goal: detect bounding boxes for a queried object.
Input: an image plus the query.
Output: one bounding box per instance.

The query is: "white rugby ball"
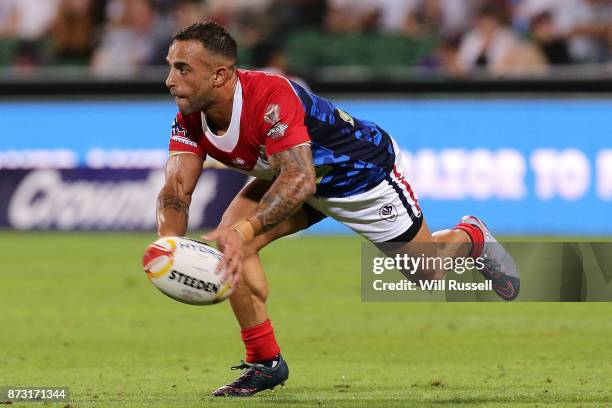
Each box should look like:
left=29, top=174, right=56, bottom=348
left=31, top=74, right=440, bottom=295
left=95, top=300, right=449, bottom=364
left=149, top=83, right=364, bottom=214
left=142, top=236, right=233, bottom=305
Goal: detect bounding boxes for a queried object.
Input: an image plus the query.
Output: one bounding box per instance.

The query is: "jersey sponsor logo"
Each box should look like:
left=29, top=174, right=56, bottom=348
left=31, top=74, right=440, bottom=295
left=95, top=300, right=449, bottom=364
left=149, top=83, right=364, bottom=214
left=264, top=104, right=280, bottom=125
left=171, top=135, right=198, bottom=148
left=266, top=122, right=288, bottom=139
left=379, top=203, right=398, bottom=222
left=231, top=157, right=250, bottom=169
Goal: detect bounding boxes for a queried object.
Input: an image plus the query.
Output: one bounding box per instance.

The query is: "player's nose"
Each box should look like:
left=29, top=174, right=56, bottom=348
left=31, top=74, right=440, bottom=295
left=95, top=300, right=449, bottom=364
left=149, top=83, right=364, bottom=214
left=165, top=70, right=176, bottom=90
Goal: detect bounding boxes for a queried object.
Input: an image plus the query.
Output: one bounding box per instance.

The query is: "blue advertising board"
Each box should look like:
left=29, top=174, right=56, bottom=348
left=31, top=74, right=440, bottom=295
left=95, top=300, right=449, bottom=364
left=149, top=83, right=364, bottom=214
left=0, top=169, right=247, bottom=231
left=0, top=98, right=610, bottom=235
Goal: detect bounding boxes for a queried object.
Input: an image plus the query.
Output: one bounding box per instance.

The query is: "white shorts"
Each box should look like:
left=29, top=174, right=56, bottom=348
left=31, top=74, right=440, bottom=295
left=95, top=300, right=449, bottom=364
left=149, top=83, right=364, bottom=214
left=306, top=143, right=423, bottom=243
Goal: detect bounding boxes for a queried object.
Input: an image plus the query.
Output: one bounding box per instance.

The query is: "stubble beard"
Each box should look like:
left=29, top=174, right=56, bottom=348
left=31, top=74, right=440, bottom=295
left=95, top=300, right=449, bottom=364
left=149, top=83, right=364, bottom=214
left=177, top=95, right=207, bottom=116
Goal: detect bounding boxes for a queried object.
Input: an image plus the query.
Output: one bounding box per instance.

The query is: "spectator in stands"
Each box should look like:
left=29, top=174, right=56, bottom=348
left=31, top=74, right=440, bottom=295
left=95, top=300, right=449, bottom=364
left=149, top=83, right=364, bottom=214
left=0, top=0, right=17, bottom=37
left=251, top=40, right=311, bottom=90
left=174, top=0, right=207, bottom=28
left=204, top=0, right=272, bottom=24
left=6, top=0, right=61, bottom=70
left=50, top=0, right=96, bottom=65
left=529, top=11, right=573, bottom=64
left=324, top=0, right=427, bottom=35
left=0, top=0, right=609, bottom=75
left=457, top=3, right=547, bottom=76
left=421, top=33, right=463, bottom=76
left=377, top=0, right=428, bottom=35
left=422, top=0, right=478, bottom=37
left=7, top=0, right=61, bottom=41
left=151, top=0, right=207, bottom=65
left=205, top=0, right=274, bottom=51
left=269, top=0, right=328, bottom=32
left=324, top=0, right=372, bottom=33
left=568, top=0, right=612, bottom=62
left=0, top=0, right=17, bottom=68
left=515, top=0, right=612, bottom=63
left=91, top=0, right=171, bottom=76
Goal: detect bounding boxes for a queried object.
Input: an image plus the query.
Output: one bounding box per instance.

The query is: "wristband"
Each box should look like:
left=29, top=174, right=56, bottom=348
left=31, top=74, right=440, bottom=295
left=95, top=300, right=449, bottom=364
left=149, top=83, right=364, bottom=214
left=232, top=219, right=256, bottom=242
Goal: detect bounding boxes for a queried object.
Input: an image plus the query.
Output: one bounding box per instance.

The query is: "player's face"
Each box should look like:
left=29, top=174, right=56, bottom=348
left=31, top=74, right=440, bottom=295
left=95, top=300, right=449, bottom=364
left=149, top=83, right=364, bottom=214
left=165, top=40, right=216, bottom=114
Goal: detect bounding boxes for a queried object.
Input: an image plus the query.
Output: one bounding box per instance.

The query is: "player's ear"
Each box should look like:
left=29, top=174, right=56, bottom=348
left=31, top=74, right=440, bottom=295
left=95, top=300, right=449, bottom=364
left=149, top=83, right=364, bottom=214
left=212, top=66, right=231, bottom=87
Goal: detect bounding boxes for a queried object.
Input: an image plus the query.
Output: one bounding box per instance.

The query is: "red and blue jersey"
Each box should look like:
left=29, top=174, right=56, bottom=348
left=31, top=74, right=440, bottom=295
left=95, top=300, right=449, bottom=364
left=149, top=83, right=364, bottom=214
left=169, top=69, right=395, bottom=198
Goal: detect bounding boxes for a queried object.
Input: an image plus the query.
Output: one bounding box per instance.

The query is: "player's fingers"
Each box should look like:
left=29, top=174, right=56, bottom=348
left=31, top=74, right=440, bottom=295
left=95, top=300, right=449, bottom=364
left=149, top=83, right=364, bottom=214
left=216, top=253, right=228, bottom=274
left=220, top=257, right=232, bottom=280
left=220, top=252, right=238, bottom=279
left=229, top=261, right=242, bottom=288
left=231, top=272, right=241, bottom=289
left=221, top=268, right=230, bottom=283
left=229, top=254, right=242, bottom=277
left=220, top=246, right=237, bottom=275
left=215, top=264, right=225, bottom=275
left=223, top=247, right=241, bottom=278
left=222, top=262, right=236, bottom=285
left=225, top=248, right=239, bottom=271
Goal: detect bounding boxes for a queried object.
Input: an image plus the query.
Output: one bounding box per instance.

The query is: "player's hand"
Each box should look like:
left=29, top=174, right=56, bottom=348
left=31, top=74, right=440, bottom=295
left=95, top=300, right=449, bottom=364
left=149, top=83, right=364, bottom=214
left=202, top=228, right=243, bottom=289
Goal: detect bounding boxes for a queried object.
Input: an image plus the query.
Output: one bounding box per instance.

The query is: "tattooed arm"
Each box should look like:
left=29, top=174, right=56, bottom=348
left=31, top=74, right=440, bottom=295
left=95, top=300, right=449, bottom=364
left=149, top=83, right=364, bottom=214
left=249, top=144, right=316, bottom=234
left=202, top=144, right=315, bottom=286
left=156, top=152, right=203, bottom=237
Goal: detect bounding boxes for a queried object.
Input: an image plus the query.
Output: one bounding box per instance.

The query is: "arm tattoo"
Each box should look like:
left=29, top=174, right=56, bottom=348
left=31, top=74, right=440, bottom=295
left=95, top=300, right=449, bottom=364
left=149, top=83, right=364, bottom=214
left=254, top=144, right=316, bottom=232
left=156, top=193, right=191, bottom=237
left=158, top=195, right=189, bottom=217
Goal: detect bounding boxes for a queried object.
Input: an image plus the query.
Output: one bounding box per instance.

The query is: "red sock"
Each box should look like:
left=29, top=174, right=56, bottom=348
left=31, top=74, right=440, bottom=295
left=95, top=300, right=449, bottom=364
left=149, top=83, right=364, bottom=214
left=241, top=319, right=280, bottom=363
left=453, top=222, right=484, bottom=258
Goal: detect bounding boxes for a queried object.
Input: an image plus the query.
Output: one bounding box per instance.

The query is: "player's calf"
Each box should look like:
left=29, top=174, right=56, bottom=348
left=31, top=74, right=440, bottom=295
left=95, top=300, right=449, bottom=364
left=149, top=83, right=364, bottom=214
left=376, top=218, right=449, bottom=283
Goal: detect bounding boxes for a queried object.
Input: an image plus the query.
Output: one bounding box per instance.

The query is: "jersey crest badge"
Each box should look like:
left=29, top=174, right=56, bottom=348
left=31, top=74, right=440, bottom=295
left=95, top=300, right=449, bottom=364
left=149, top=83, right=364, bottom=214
left=171, top=119, right=197, bottom=147
left=171, top=118, right=187, bottom=137
left=337, top=108, right=355, bottom=127
left=264, top=104, right=280, bottom=125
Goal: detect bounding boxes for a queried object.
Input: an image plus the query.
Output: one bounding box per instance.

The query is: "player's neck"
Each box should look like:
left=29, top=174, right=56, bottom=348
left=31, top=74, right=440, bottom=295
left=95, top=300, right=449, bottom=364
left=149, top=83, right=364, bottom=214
left=203, top=75, right=238, bottom=134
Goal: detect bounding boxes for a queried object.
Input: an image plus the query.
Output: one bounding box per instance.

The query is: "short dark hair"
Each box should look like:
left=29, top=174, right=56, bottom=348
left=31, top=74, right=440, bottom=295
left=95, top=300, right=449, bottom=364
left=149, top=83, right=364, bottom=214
left=172, top=21, right=237, bottom=61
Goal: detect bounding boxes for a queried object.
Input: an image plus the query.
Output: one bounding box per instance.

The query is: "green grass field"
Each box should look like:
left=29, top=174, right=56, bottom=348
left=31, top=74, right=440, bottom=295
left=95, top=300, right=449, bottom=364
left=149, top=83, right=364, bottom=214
left=1, top=232, right=612, bottom=407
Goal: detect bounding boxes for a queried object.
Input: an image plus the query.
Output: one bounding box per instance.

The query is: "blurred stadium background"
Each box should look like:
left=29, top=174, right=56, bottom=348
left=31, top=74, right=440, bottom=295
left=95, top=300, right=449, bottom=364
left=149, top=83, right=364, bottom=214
left=1, top=0, right=611, bottom=235
left=2, top=1, right=612, bottom=406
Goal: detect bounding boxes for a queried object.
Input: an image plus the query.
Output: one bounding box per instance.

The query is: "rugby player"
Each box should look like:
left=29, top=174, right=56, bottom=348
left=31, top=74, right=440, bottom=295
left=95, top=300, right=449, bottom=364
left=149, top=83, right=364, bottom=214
left=157, top=21, right=520, bottom=397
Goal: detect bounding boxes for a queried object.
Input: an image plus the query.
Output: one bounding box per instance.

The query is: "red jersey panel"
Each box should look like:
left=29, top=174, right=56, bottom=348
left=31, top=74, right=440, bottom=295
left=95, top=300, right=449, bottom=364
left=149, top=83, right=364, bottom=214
left=168, top=70, right=310, bottom=178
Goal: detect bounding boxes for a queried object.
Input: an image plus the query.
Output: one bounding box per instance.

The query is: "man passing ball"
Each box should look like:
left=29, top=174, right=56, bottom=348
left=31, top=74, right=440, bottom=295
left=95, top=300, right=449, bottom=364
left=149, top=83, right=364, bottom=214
left=157, top=21, right=520, bottom=397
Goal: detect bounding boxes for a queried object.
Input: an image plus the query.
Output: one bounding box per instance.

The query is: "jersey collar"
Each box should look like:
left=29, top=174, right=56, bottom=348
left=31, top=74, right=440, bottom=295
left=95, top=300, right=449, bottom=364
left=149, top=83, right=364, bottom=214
left=201, top=77, right=243, bottom=152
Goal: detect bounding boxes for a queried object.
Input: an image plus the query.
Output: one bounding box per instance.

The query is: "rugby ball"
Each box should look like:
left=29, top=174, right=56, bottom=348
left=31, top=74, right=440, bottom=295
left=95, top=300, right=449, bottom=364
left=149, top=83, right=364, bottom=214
left=142, top=236, right=233, bottom=305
